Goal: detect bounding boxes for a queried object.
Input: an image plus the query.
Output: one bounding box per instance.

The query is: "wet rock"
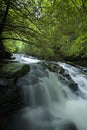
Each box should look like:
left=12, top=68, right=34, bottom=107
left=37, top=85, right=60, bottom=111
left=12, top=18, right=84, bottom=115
left=57, top=73, right=78, bottom=92
left=60, top=120, right=77, bottom=130
left=0, top=61, right=30, bottom=114
left=0, top=61, right=30, bottom=78
left=62, top=70, right=71, bottom=80
left=44, top=62, right=78, bottom=92
left=44, top=62, right=65, bottom=74
left=68, top=82, right=78, bottom=92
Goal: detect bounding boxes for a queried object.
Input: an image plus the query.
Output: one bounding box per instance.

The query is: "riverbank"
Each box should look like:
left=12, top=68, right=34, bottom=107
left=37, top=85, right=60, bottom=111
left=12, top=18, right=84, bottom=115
left=34, top=54, right=87, bottom=67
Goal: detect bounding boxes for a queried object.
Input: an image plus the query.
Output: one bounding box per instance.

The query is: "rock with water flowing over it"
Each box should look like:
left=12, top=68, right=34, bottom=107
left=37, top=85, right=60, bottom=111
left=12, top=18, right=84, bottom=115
left=57, top=70, right=78, bottom=92
left=44, top=62, right=65, bottom=74
left=0, top=61, right=30, bottom=114
left=44, top=62, right=78, bottom=92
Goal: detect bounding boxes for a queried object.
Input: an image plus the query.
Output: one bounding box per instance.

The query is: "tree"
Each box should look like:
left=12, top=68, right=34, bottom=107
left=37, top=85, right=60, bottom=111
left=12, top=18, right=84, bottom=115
left=0, top=0, right=10, bottom=51
left=0, top=0, right=87, bottom=60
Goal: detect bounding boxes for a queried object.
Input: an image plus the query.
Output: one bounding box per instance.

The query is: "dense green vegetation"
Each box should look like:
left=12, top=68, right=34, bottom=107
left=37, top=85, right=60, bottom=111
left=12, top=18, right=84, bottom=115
left=0, top=0, right=87, bottom=60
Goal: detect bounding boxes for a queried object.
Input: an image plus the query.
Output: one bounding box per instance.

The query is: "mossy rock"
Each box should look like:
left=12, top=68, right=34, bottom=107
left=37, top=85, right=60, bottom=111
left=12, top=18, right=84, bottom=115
left=0, top=61, right=30, bottom=115
left=0, top=62, right=30, bottom=78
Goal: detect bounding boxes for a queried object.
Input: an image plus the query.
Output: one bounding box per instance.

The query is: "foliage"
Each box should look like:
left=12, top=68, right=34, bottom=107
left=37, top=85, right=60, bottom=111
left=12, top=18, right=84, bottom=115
left=4, top=40, right=24, bottom=53
left=0, top=0, right=87, bottom=60
left=69, top=33, right=87, bottom=58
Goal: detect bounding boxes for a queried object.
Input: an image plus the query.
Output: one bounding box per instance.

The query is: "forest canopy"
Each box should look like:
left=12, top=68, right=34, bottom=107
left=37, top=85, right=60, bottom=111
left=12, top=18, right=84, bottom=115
left=0, top=0, right=87, bottom=60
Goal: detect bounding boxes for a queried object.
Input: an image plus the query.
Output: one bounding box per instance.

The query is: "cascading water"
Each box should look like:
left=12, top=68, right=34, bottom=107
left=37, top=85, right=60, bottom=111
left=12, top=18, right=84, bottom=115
left=58, top=62, right=87, bottom=98
left=12, top=54, right=40, bottom=64
left=6, top=54, right=87, bottom=130
left=18, top=64, right=66, bottom=107
left=58, top=62, right=87, bottom=130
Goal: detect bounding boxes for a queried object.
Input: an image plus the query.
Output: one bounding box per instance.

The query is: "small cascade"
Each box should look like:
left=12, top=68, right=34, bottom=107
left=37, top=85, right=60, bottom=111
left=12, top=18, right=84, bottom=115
left=12, top=54, right=40, bottom=64
left=58, top=62, right=87, bottom=98
left=18, top=64, right=66, bottom=107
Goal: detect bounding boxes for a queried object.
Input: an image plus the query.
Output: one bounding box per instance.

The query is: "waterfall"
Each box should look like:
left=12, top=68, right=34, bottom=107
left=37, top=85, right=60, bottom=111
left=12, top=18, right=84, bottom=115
left=6, top=54, right=87, bottom=130
left=18, top=64, right=66, bottom=107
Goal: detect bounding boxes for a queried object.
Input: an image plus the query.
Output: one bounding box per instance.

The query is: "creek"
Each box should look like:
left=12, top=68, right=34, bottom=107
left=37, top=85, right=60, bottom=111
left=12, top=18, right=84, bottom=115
left=6, top=54, right=87, bottom=130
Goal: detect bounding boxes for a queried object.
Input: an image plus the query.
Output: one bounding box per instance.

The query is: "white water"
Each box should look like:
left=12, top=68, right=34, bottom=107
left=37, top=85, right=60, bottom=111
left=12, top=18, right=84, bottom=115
left=12, top=54, right=41, bottom=64
left=7, top=55, right=87, bottom=130
left=19, top=69, right=66, bottom=107
left=58, top=62, right=87, bottom=130
left=58, top=62, right=87, bottom=98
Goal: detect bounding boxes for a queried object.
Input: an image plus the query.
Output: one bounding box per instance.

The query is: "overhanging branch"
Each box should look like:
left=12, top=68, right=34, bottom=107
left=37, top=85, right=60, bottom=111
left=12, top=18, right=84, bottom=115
left=2, top=37, right=29, bottom=44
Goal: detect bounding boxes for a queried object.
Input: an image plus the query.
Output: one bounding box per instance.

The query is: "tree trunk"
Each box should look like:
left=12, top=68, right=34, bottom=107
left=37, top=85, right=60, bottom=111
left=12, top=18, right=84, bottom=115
left=0, top=38, right=5, bottom=51
left=0, top=0, right=10, bottom=51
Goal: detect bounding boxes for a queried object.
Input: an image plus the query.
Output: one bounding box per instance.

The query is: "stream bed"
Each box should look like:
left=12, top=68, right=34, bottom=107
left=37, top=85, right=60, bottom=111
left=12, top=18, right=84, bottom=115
left=1, top=54, right=87, bottom=130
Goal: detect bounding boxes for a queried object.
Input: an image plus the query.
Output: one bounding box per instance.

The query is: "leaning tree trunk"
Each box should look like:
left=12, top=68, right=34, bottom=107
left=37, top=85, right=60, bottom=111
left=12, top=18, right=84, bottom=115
left=0, top=0, right=12, bottom=59
left=0, top=0, right=10, bottom=51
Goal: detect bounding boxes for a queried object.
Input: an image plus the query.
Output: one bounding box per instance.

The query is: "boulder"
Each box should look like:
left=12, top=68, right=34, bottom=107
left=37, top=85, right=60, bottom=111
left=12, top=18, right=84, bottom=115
left=0, top=61, right=30, bottom=114
left=44, top=62, right=65, bottom=74
left=44, top=62, right=78, bottom=92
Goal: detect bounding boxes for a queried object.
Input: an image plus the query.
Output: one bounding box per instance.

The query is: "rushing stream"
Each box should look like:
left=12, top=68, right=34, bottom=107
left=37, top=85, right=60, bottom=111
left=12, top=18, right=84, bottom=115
left=6, top=54, right=87, bottom=130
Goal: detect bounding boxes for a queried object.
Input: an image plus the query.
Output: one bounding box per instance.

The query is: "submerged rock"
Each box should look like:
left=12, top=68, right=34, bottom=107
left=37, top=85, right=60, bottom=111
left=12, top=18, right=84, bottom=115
left=0, top=61, right=30, bottom=114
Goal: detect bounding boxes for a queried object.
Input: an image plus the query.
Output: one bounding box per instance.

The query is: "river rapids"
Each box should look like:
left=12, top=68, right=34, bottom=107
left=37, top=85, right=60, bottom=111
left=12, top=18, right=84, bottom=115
left=6, top=54, right=87, bottom=130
